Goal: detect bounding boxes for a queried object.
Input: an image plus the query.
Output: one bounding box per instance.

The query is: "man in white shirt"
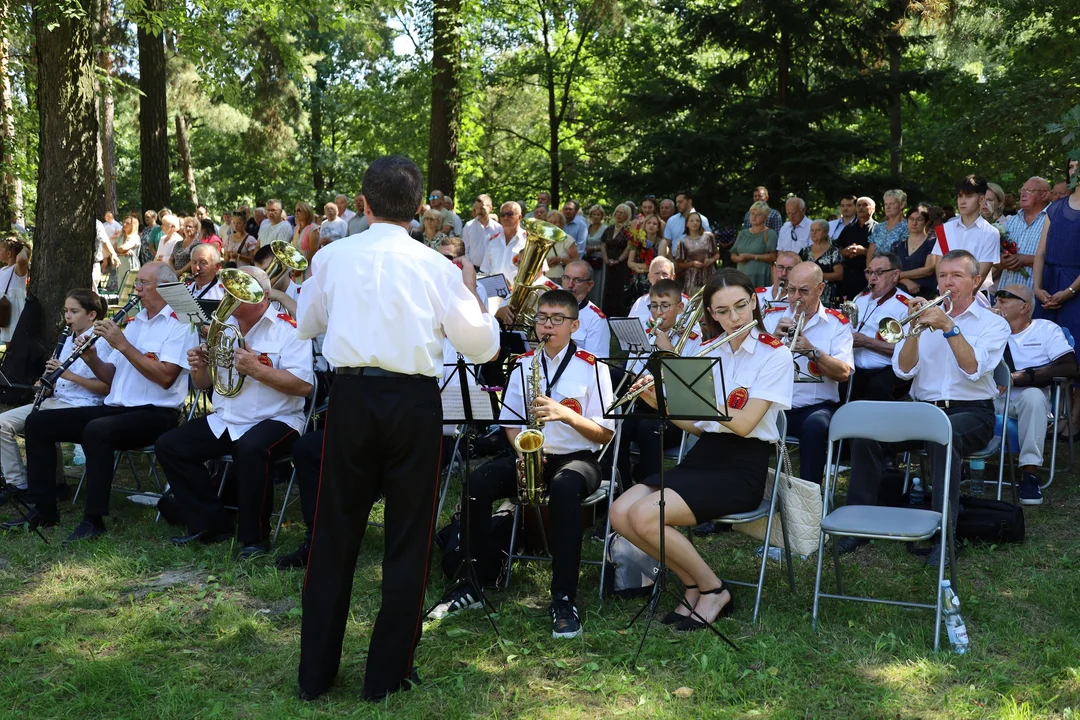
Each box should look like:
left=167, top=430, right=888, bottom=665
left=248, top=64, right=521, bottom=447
left=629, top=256, right=678, bottom=326
left=335, top=194, right=355, bottom=223
left=254, top=207, right=269, bottom=234
left=841, top=250, right=1009, bottom=564
left=347, top=194, right=369, bottom=235
left=156, top=266, right=314, bottom=556
left=316, top=202, right=348, bottom=246
left=664, top=190, right=711, bottom=252
left=829, top=195, right=857, bottom=240
left=562, top=200, right=589, bottom=257
left=102, top=210, right=122, bottom=240
left=756, top=250, right=799, bottom=312
left=462, top=193, right=503, bottom=268
left=481, top=201, right=529, bottom=282
left=765, top=262, right=853, bottom=487
left=930, top=175, right=1000, bottom=281
left=296, top=155, right=499, bottom=703
left=258, top=199, right=293, bottom=247
left=993, top=285, right=1077, bottom=505
left=18, top=262, right=199, bottom=542
left=560, top=260, right=610, bottom=358
left=777, top=197, right=812, bottom=253
left=849, top=252, right=915, bottom=401
left=186, top=244, right=226, bottom=301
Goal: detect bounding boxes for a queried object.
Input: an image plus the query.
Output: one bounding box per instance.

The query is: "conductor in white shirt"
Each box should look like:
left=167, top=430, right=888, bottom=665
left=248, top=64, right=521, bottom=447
left=296, top=155, right=500, bottom=703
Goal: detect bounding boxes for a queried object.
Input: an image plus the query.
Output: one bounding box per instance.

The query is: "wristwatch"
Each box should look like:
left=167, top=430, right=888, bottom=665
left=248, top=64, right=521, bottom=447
left=809, top=348, right=821, bottom=360
left=942, top=324, right=962, bottom=339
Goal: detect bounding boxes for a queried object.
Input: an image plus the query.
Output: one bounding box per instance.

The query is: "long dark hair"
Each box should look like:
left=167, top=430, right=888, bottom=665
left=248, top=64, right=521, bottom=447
left=65, top=288, right=108, bottom=321
left=701, top=268, right=764, bottom=338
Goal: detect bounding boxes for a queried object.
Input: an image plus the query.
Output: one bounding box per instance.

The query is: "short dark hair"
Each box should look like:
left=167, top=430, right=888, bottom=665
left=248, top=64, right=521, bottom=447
left=840, top=194, right=856, bottom=203
left=956, top=174, right=988, bottom=196
left=65, top=288, right=108, bottom=320
left=537, top=289, right=579, bottom=319
left=701, top=268, right=764, bottom=338
left=199, top=218, right=217, bottom=237
left=677, top=189, right=694, bottom=201
left=361, top=155, right=424, bottom=223
left=906, top=206, right=930, bottom=225
left=872, top=251, right=902, bottom=271
left=650, top=278, right=683, bottom=300
left=562, top=199, right=580, bottom=211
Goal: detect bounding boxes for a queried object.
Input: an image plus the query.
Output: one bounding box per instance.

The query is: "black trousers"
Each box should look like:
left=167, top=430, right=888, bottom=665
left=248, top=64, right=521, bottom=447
left=467, top=450, right=600, bottom=601
left=292, top=428, right=324, bottom=535
left=614, top=411, right=683, bottom=488
left=847, top=404, right=995, bottom=524
left=299, top=373, right=442, bottom=700
left=24, top=404, right=178, bottom=520
left=785, top=401, right=838, bottom=485
left=155, top=417, right=298, bottom=544
left=851, top=365, right=910, bottom=402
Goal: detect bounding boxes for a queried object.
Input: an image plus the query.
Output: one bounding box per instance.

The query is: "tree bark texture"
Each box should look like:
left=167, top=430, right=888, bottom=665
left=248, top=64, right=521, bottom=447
left=309, top=13, right=325, bottom=198
left=427, top=0, right=460, bottom=198
left=175, top=112, right=197, bottom=208
left=0, top=0, right=24, bottom=229
left=31, top=0, right=100, bottom=345
left=887, top=0, right=905, bottom=179
left=137, top=0, right=170, bottom=213
left=97, top=0, right=117, bottom=216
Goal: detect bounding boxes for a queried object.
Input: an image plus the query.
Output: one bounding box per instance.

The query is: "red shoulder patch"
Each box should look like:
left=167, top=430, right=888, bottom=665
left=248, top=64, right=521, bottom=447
left=575, top=349, right=596, bottom=365
left=277, top=312, right=297, bottom=327
left=169, top=311, right=178, bottom=320
left=755, top=287, right=767, bottom=294
left=765, top=306, right=787, bottom=314
left=543, top=279, right=559, bottom=290
left=589, top=305, right=606, bottom=319
left=896, top=294, right=911, bottom=306
left=727, top=387, right=749, bottom=410
left=826, top=307, right=850, bottom=324
left=682, top=294, right=690, bottom=301
left=688, top=331, right=699, bottom=340
left=758, top=332, right=783, bottom=349
left=560, top=397, right=583, bottom=415
left=257, top=353, right=273, bottom=367
left=144, top=352, right=158, bottom=361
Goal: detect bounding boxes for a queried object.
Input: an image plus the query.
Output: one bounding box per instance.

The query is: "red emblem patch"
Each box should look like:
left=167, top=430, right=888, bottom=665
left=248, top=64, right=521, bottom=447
left=145, top=352, right=158, bottom=361
left=257, top=353, right=273, bottom=367
left=727, top=387, right=749, bottom=410
left=575, top=349, right=596, bottom=365
left=808, top=361, right=821, bottom=376
left=757, top=332, right=783, bottom=349
left=560, top=397, right=583, bottom=415
left=512, top=254, right=520, bottom=266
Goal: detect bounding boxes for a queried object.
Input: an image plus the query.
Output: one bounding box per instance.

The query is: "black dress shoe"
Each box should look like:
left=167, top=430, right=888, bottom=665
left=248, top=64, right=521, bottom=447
left=0, top=485, right=27, bottom=509
left=836, top=536, right=869, bottom=555
left=362, top=667, right=421, bottom=702
left=64, top=519, right=105, bottom=544
left=239, top=542, right=270, bottom=560
left=156, top=493, right=185, bottom=527
left=170, top=529, right=233, bottom=546
left=275, top=541, right=311, bottom=569
left=1, top=509, right=59, bottom=531
left=692, top=521, right=731, bottom=536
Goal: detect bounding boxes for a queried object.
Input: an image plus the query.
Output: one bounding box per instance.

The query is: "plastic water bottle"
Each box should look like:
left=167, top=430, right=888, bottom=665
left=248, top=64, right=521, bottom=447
left=941, top=580, right=970, bottom=654
left=910, top=477, right=924, bottom=506
left=969, top=459, right=986, bottom=495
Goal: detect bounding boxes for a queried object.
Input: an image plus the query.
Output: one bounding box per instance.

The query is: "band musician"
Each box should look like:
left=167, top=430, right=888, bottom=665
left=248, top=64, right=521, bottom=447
left=849, top=252, right=914, bottom=401
left=186, top=244, right=226, bottom=301
left=756, top=250, right=798, bottom=312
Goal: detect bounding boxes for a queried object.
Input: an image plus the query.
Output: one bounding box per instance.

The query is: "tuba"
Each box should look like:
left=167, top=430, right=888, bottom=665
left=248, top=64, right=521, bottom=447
left=514, top=336, right=549, bottom=505
left=504, top=219, right=565, bottom=334
left=206, top=269, right=268, bottom=398
left=266, top=240, right=308, bottom=286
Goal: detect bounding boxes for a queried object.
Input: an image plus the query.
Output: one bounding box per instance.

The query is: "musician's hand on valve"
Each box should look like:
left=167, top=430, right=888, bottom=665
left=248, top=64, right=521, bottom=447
left=233, top=346, right=262, bottom=377
left=792, top=335, right=815, bottom=355
left=93, top=319, right=127, bottom=351
left=775, top=317, right=795, bottom=337
left=187, top=344, right=209, bottom=373
left=914, top=302, right=952, bottom=332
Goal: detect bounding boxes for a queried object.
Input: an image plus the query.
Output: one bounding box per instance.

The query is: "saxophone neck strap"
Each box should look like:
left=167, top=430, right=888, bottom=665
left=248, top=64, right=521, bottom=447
left=540, top=340, right=576, bottom=396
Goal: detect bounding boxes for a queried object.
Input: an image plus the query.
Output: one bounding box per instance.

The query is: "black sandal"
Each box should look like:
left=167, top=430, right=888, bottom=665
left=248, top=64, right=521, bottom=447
left=661, top=584, right=698, bottom=625
left=674, top=582, right=734, bottom=631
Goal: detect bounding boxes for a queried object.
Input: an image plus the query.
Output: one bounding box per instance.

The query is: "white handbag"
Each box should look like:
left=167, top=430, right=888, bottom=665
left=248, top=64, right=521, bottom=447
left=736, top=440, right=823, bottom=558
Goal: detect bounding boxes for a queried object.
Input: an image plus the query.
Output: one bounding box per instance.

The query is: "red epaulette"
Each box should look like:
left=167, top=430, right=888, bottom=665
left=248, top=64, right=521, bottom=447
left=765, top=306, right=786, bottom=314
left=859, top=289, right=871, bottom=296
left=543, top=279, right=559, bottom=290
left=687, top=330, right=700, bottom=340
left=520, top=350, right=535, bottom=358
left=758, top=332, right=783, bottom=348
left=589, top=304, right=606, bottom=318
left=169, top=311, right=178, bottom=320
left=896, top=293, right=911, bottom=306
left=682, top=293, right=690, bottom=301
left=826, top=307, right=850, bottom=324
left=755, top=287, right=767, bottom=294
left=277, top=312, right=297, bottom=327
left=575, top=349, right=596, bottom=365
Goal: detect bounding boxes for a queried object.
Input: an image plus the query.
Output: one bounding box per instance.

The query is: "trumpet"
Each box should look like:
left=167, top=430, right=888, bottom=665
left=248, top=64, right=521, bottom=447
left=762, top=280, right=787, bottom=312
left=781, top=301, right=806, bottom=349
left=668, top=287, right=704, bottom=346
left=609, top=321, right=758, bottom=410
left=878, top=291, right=953, bottom=344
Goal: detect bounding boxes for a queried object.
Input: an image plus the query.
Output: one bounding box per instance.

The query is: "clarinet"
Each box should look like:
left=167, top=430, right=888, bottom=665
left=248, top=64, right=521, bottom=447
left=31, top=325, right=73, bottom=411
left=39, top=296, right=140, bottom=392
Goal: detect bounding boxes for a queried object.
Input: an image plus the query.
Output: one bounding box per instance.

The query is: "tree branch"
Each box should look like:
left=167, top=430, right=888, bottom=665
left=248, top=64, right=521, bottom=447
left=491, top=125, right=549, bottom=153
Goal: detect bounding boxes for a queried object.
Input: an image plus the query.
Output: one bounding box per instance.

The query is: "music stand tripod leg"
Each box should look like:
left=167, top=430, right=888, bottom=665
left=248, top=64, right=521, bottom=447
left=1, top=483, right=49, bottom=544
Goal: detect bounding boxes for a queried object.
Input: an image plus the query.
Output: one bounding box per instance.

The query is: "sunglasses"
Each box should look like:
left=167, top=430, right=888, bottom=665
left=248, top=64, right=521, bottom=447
left=994, top=290, right=1026, bottom=302
left=499, top=211, right=517, bottom=218
left=428, top=194, right=439, bottom=200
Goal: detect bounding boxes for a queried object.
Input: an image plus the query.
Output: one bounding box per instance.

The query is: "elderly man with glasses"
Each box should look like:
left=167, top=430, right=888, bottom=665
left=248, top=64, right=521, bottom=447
left=849, top=252, right=915, bottom=401
left=561, top=259, right=610, bottom=358
left=481, top=201, right=537, bottom=283
left=777, top=197, right=812, bottom=254
left=995, top=178, right=1051, bottom=291
left=757, top=250, right=800, bottom=312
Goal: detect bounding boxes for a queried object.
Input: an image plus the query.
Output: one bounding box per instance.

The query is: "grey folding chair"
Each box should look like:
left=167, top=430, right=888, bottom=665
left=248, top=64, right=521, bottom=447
left=812, top=400, right=957, bottom=651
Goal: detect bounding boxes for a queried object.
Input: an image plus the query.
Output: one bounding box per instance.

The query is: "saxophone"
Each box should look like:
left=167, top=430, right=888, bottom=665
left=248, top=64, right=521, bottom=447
left=513, top=336, right=549, bottom=505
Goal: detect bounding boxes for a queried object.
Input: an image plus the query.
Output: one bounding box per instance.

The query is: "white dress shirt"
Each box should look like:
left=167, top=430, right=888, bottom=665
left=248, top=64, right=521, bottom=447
left=931, top=215, right=1001, bottom=265
left=258, top=220, right=294, bottom=248
left=829, top=216, right=857, bottom=241
left=665, top=210, right=712, bottom=252
left=98, top=306, right=199, bottom=408
left=571, top=299, right=611, bottom=358
left=481, top=226, right=548, bottom=284
left=297, top=222, right=500, bottom=376
left=462, top=216, right=504, bottom=268
left=764, top=303, right=854, bottom=407
left=693, top=328, right=794, bottom=442
left=53, top=330, right=107, bottom=407
left=1008, top=319, right=1073, bottom=372
left=777, top=217, right=813, bottom=254
left=500, top=343, right=614, bottom=455
left=206, top=306, right=314, bottom=439
left=851, top=288, right=913, bottom=370
left=755, top=285, right=788, bottom=313
left=892, top=300, right=1009, bottom=401
left=188, top=277, right=226, bottom=302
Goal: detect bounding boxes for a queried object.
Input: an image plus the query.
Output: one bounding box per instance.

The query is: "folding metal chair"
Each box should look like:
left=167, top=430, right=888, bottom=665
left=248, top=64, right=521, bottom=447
left=812, top=401, right=957, bottom=651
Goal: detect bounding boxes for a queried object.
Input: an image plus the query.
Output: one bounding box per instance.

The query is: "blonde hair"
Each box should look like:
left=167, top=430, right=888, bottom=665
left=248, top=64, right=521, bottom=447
left=545, top=210, right=566, bottom=228
left=423, top=208, right=443, bottom=223
left=749, top=201, right=770, bottom=219
left=614, top=203, right=632, bottom=224
left=294, top=201, right=315, bottom=226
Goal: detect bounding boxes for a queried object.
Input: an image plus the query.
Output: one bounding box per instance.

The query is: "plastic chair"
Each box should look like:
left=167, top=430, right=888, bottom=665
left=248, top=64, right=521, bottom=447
left=812, top=401, right=957, bottom=651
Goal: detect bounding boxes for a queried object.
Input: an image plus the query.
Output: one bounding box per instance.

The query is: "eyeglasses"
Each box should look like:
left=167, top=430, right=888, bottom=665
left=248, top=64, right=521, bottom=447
left=710, top=299, right=752, bottom=318
left=773, top=263, right=796, bottom=271
left=562, top=276, right=591, bottom=285
left=864, top=269, right=898, bottom=278
left=134, top=279, right=156, bottom=288
left=647, top=302, right=675, bottom=312
left=535, top=314, right=574, bottom=326
left=1019, top=188, right=1046, bottom=195
left=499, top=211, right=517, bottom=218
left=994, top=290, right=1026, bottom=302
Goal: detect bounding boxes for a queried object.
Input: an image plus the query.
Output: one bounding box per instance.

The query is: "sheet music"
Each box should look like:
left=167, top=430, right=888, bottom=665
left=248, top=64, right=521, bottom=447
left=478, top=274, right=510, bottom=301
left=440, top=381, right=495, bottom=421
left=609, top=316, right=650, bottom=352
left=157, top=282, right=211, bottom=326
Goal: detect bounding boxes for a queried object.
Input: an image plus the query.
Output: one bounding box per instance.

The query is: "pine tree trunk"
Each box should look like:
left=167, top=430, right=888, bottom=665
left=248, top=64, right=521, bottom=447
left=309, top=13, right=325, bottom=198
left=0, top=0, right=24, bottom=229
left=175, top=112, right=197, bottom=207
left=98, top=0, right=117, bottom=215
left=888, top=0, right=905, bottom=179
left=137, top=0, right=170, bottom=212
left=427, top=0, right=460, bottom=197
left=31, top=0, right=100, bottom=344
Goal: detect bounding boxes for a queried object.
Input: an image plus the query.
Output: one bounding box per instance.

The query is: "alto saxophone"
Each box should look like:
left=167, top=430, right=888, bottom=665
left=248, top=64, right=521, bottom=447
left=514, top=336, right=549, bottom=505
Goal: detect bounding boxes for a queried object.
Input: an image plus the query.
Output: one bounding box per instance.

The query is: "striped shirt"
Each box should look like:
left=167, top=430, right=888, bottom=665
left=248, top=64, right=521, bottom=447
left=998, top=208, right=1049, bottom=290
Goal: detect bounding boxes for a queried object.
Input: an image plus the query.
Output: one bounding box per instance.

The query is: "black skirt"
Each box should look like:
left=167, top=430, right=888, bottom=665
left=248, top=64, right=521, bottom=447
left=641, top=432, right=772, bottom=524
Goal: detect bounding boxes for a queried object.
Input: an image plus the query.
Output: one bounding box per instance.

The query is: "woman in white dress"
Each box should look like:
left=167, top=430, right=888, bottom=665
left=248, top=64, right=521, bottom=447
left=0, top=236, right=30, bottom=343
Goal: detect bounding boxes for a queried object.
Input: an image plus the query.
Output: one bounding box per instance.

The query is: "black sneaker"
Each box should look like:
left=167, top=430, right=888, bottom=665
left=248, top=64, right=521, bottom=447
left=427, top=582, right=482, bottom=620
left=64, top=519, right=106, bottom=544
left=275, top=540, right=311, bottom=569
left=1018, top=472, right=1043, bottom=505
left=550, top=595, right=582, bottom=639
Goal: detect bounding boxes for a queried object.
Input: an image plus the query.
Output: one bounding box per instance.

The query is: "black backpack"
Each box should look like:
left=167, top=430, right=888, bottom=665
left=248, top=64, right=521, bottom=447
left=955, top=495, right=1025, bottom=544
left=0, top=293, right=46, bottom=405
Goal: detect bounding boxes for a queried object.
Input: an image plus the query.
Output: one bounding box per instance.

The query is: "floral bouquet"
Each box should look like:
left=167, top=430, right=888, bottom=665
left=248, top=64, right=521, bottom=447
left=996, top=221, right=1028, bottom=278
left=627, top=225, right=655, bottom=267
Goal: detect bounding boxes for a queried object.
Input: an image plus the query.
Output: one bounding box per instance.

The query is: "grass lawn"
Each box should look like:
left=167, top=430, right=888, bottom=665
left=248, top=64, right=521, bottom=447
left=0, top=445, right=1078, bottom=720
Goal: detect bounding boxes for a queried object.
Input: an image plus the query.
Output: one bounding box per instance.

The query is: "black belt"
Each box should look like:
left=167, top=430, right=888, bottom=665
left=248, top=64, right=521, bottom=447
left=336, top=366, right=432, bottom=379
left=927, top=399, right=993, bottom=410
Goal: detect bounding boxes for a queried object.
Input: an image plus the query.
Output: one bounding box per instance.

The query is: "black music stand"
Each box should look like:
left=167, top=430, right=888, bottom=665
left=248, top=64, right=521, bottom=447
left=424, top=357, right=527, bottom=639
left=0, top=474, right=48, bottom=544
left=600, top=354, right=738, bottom=663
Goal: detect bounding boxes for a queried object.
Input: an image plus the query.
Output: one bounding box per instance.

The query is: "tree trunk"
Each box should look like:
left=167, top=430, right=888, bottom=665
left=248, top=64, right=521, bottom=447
left=0, top=0, right=24, bottom=229
left=137, top=0, right=170, bottom=212
left=541, top=6, right=559, bottom=209
left=309, top=13, right=325, bottom=198
left=888, top=0, right=905, bottom=179
left=98, top=0, right=116, bottom=215
left=427, top=0, right=460, bottom=197
left=777, top=25, right=790, bottom=107
left=31, top=0, right=100, bottom=345
left=175, top=112, right=197, bottom=208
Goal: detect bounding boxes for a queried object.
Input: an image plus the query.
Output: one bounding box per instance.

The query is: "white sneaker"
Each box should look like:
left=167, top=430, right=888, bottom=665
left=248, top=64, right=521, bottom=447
left=427, top=582, right=483, bottom=620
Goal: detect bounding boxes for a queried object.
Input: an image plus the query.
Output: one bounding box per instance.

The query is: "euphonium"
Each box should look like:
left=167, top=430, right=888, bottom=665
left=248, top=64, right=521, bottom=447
left=514, top=336, right=549, bottom=506
left=206, top=269, right=267, bottom=398
left=266, top=240, right=308, bottom=286
left=505, top=219, right=565, bottom=332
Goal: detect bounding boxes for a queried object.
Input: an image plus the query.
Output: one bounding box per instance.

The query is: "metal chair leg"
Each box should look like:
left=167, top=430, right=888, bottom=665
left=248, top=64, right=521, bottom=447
left=273, top=471, right=296, bottom=544
left=504, top=505, right=521, bottom=590
left=832, top=536, right=844, bottom=595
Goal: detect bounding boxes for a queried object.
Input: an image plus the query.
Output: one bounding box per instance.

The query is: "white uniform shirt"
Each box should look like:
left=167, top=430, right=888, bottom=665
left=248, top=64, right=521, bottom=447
left=481, top=226, right=531, bottom=282
left=851, top=288, right=913, bottom=370
left=258, top=220, right=294, bottom=248
left=1007, top=319, right=1073, bottom=381
left=693, top=328, right=794, bottom=442
left=99, top=306, right=199, bottom=408
left=188, top=277, right=226, bottom=302
left=206, top=306, right=314, bottom=439
left=931, top=215, right=1001, bottom=265
left=500, top=344, right=614, bottom=455
left=755, top=285, right=788, bottom=313
left=297, top=222, right=500, bottom=376
left=52, top=330, right=107, bottom=407
left=572, top=299, right=610, bottom=358
left=764, top=303, right=854, bottom=407
left=630, top=291, right=690, bottom=328
left=462, top=216, right=504, bottom=268
left=892, top=300, right=1009, bottom=401
left=777, top=217, right=813, bottom=254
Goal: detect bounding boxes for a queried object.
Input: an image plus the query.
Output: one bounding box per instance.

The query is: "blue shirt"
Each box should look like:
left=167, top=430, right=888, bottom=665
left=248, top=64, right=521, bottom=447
left=998, top=209, right=1048, bottom=290
left=564, top=214, right=588, bottom=256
